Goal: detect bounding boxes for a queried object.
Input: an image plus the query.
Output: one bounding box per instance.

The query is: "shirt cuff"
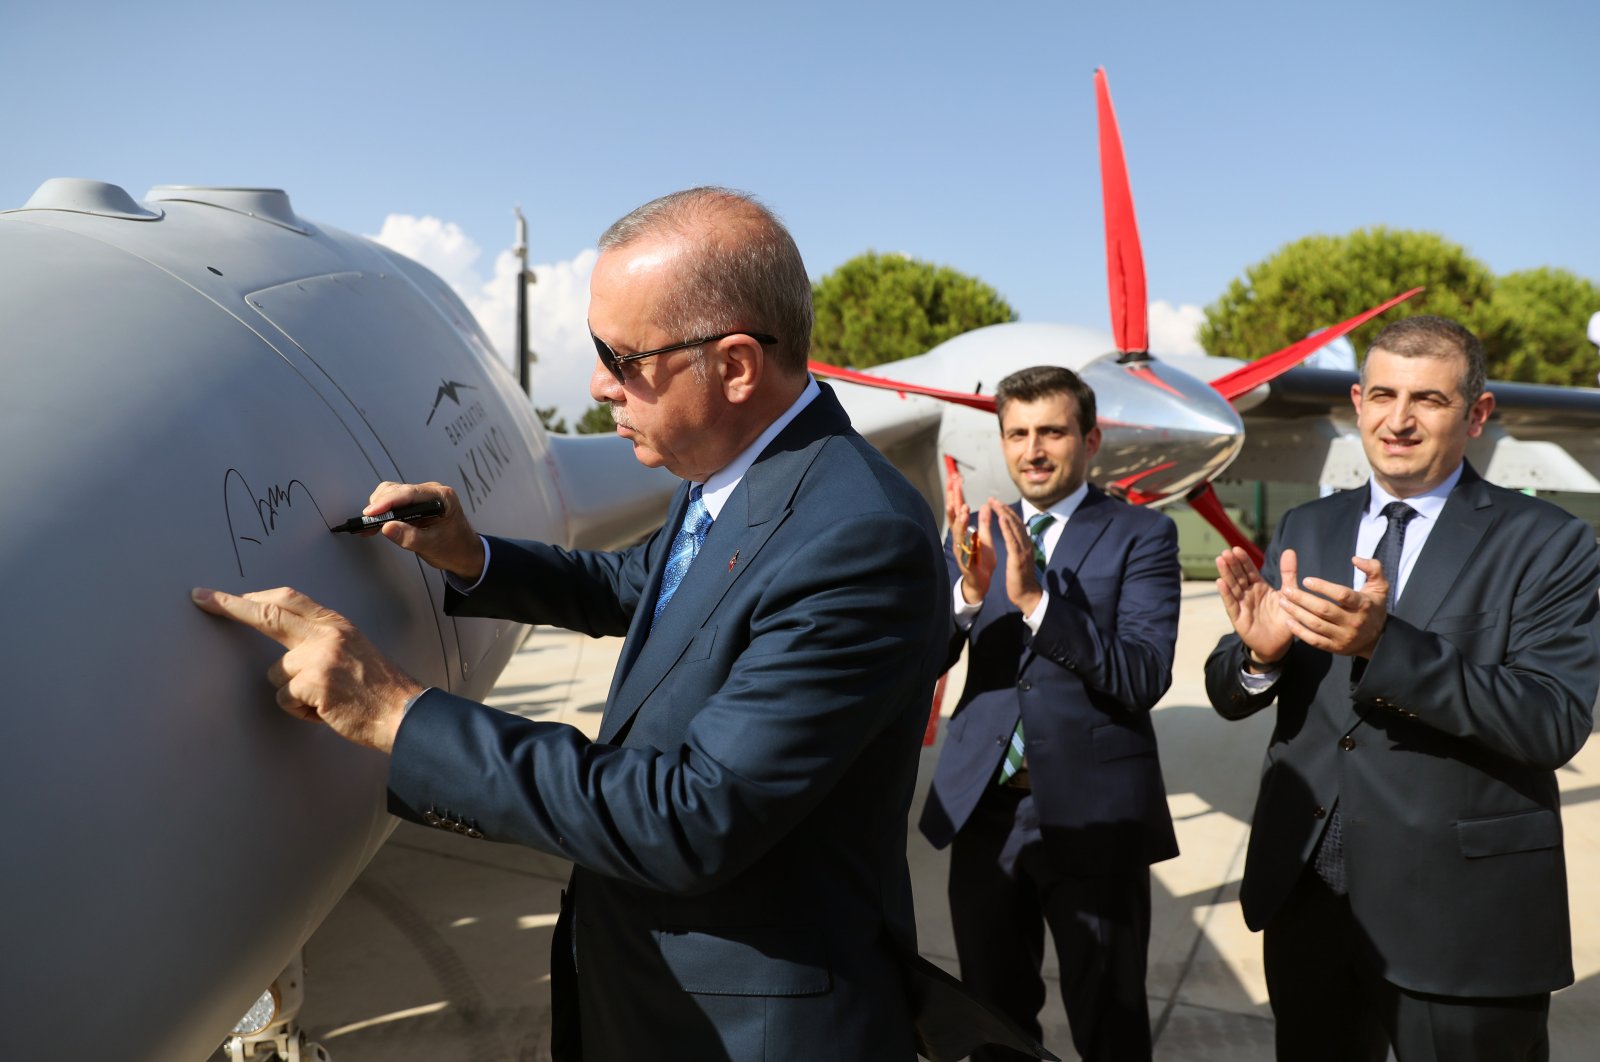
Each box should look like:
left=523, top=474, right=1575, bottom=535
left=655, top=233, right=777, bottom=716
left=1023, top=591, right=1049, bottom=635
left=1239, top=664, right=1280, bottom=692
left=953, top=580, right=980, bottom=631
left=443, top=535, right=493, bottom=594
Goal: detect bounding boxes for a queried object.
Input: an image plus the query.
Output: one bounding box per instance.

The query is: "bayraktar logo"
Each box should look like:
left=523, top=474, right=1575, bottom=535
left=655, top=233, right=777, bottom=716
left=425, top=379, right=477, bottom=425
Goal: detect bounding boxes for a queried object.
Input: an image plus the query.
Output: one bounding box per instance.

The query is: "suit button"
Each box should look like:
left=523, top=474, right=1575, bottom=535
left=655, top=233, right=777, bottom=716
left=424, top=811, right=441, bottom=826
left=1019, top=680, right=1032, bottom=691
left=1339, top=736, right=1356, bottom=751
left=466, top=828, right=483, bottom=839
left=1313, top=805, right=1327, bottom=819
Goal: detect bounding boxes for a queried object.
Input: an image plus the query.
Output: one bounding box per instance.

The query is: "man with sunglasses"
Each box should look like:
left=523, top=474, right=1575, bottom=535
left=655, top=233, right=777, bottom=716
left=193, top=188, right=1038, bottom=1061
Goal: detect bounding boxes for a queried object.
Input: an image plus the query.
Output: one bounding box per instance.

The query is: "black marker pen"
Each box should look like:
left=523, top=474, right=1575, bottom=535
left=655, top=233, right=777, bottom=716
left=330, top=498, right=446, bottom=534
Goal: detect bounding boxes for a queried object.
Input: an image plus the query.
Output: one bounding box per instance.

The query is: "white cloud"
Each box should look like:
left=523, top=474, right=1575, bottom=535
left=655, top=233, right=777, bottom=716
left=370, top=215, right=599, bottom=421
left=1148, top=299, right=1205, bottom=355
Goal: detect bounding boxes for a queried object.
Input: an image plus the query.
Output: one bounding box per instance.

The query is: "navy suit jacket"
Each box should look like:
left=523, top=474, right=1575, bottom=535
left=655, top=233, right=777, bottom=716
left=920, top=488, right=1181, bottom=871
left=1205, top=464, right=1600, bottom=997
left=385, top=385, right=954, bottom=1061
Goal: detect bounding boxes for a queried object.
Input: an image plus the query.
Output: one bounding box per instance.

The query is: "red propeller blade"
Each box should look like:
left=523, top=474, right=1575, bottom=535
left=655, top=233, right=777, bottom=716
left=1096, top=68, right=1148, bottom=355
left=1186, top=482, right=1263, bottom=566
left=1208, top=287, right=1424, bottom=402
left=808, top=360, right=998, bottom=413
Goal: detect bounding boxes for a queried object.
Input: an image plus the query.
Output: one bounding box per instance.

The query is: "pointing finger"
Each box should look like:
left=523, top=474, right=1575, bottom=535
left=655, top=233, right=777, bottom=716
left=191, top=586, right=321, bottom=648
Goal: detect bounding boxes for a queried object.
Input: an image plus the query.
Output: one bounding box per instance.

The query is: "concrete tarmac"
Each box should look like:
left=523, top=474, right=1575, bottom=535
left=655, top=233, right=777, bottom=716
left=286, top=583, right=1600, bottom=1060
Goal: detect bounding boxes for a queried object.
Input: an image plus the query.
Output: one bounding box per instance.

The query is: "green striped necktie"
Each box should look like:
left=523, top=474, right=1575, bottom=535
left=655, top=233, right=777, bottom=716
left=996, top=512, right=1056, bottom=785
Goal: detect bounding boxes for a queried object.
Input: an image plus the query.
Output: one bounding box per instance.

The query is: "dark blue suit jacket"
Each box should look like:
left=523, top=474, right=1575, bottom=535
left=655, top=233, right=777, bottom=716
left=1205, top=464, right=1600, bottom=997
left=386, top=386, right=951, bottom=1061
left=920, top=488, right=1181, bottom=871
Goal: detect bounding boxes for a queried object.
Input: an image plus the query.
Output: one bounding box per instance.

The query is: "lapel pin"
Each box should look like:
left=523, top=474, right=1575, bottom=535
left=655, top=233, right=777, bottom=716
left=728, top=549, right=740, bottom=572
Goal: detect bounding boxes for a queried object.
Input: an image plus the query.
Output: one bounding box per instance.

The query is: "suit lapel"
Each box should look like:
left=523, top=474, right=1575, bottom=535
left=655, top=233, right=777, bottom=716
left=1046, top=488, right=1113, bottom=580
left=999, top=489, right=1113, bottom=667
left=603, top=485, right=687, bottom=719
left=1305, top=488, right=1366, bottom=722
left=597, top=385, right=846, bottom=744
left=1308, top=487, right=1366, bottom=590
left=1392, top=464, right=1494, bottom=628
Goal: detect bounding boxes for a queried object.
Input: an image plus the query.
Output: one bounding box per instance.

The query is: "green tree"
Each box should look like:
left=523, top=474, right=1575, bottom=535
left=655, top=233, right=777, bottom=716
left=1478, top=268, right=1600, bottom=385
left=535, top=405, right=568, bottom=434
left=811, top=251, right=1017, bottom=368
left=536, top=403, right=615, bottom=434
left=1200, top=228, right=1497, bottom=366
left=574, top=403, right=615, bottom=434
left=1200, top=228, right=1600, bottom=387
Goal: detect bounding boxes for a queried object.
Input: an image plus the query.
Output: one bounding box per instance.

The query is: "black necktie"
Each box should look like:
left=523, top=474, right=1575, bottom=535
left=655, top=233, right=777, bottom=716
left=1313, top=500, right=1421, bottom=895
left=1371, top=501, right=1418, bottom=608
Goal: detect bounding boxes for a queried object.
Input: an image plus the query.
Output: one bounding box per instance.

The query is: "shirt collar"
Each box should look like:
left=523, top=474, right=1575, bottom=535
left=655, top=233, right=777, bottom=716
left=698, top=376, right=821, bottom=520
left=1367, top=462, right=1463, bottom=524
left=1020, top=481, right=1090, bottom=527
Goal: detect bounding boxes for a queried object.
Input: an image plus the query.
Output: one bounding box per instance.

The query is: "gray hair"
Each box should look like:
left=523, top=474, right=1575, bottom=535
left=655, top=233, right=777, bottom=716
left=598, top=187, right=813, bottom=375
left=1362, top=315, right=1487, bottom=408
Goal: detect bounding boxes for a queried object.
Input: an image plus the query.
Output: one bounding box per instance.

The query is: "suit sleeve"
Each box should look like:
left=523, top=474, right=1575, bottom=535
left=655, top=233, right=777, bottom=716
left=442, top=530, right=666, bottom=638
left=1357, top=515, right=1600, bottom=770
left=1027, top=510, right=1181, bottom=712
left=388, top=508, right=945, bottom=895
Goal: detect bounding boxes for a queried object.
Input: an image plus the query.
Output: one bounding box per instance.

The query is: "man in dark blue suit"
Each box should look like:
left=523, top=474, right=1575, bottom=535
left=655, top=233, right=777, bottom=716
left=1206, top=315, right=1600, bottom=1060
left=193, top=188, right=1032, bottom=1061
left=920, top=366, right=1182, bottom=1061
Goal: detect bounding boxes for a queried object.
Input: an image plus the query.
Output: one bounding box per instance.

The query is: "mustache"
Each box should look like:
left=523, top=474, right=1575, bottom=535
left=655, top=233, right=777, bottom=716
left=609, top=404, right=631, bottom=429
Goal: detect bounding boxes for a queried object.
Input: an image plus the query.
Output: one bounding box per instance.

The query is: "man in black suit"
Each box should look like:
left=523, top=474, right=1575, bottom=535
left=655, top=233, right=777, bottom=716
left=1207, top=315, right=1600, bottom=1060
left=194, top=188, right=1047, bottom=1061
left=920, top=366, right=1182, bottom=1061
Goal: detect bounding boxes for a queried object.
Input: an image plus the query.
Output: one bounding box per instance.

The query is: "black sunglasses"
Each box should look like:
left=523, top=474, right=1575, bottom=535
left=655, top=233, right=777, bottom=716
left=591, top=329, right=779, bottom=384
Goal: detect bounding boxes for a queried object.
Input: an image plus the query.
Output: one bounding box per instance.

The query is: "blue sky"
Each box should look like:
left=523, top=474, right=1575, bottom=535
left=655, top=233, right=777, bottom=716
left=6, top=0, right=1597, bottom=416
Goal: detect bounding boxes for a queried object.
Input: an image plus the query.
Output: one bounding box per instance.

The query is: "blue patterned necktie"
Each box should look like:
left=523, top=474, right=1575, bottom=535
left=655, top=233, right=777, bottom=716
left=1312, top=500, right=1418, bottom=895
left=996, top=512, right=1057, bottom=786
left=653, top=485, right=712, bottom=627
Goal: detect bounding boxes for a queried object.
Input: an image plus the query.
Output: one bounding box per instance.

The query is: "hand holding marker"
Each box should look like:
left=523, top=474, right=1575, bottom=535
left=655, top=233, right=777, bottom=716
left=330, top=498, right=445, bottom=534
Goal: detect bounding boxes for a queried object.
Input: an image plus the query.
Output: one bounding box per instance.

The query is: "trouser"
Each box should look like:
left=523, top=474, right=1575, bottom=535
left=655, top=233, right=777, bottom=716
left=947, top=785, right=1153, bottom=1062
left=1264, top=864, right=1550, bottom=1062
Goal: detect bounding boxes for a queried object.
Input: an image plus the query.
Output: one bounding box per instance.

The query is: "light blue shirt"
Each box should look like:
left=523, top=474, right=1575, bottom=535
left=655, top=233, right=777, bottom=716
left=1240, top=462, right=1466, bottom=689
left=1352, top=464, right=1462, bottom=600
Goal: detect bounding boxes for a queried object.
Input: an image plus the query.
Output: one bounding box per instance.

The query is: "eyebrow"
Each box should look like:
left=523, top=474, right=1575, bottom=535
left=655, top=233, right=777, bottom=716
left=1365, top=384, right=1455, bottom=402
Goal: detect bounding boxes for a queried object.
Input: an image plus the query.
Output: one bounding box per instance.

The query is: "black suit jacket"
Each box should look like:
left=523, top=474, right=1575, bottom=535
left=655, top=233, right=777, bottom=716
left=921, top=488, right=1181, bottom=870
left=386, top=386, right=1048, bottom=1061
left=1205, top=463, right=1600, bottom=997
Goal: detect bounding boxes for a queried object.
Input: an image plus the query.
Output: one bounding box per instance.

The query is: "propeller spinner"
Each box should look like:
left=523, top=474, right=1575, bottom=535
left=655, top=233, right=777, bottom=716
left=812, top=67, right=1422, bottom=566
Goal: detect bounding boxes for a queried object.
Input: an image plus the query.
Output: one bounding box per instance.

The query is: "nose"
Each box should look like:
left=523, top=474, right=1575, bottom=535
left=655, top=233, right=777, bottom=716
left=1385, top=397, right=1416, bottom=432
left=590, top=359, right=622, bottom=404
